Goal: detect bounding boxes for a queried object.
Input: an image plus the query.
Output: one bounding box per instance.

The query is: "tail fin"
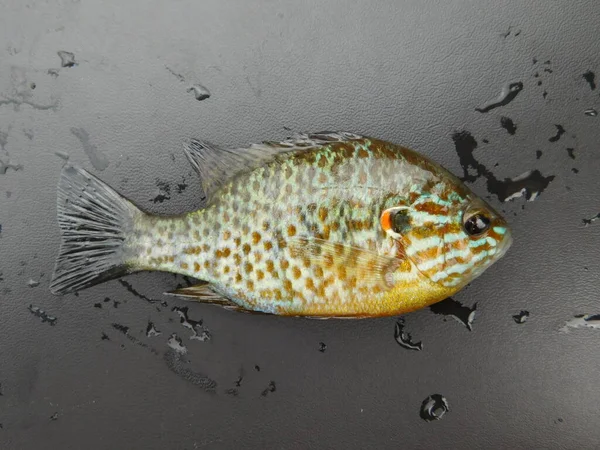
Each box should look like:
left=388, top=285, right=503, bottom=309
left=50, top=165, right=141, bottom=295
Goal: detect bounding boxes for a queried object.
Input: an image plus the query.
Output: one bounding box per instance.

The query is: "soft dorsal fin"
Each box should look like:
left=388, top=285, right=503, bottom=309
left=183, top=131, right=364, bottom=199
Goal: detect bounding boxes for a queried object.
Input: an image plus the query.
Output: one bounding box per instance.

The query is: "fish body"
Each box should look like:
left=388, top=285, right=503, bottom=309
left=50, top=132, right=512, bottom=318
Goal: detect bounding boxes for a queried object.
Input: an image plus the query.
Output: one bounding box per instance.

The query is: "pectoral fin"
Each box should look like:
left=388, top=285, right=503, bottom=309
left=287, top=237, right=405, bottom=292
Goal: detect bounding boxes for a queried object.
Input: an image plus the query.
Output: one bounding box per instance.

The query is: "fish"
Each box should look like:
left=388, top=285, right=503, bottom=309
left=50, top=131, right=512, bottom=318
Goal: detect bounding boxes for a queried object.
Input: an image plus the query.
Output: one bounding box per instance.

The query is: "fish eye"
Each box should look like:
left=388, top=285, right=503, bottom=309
left=391, top=209, right=409, bottom=234
left=463, top=213, right=491, bottom=236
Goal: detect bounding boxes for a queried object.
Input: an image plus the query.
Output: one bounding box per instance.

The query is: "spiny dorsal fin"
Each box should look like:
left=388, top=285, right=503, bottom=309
left=183, top=131, right=365, bottom=199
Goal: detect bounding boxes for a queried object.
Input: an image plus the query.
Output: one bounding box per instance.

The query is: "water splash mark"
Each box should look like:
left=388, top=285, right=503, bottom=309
left=501, top=26, right=521, bottom=38
left=164, top=335, right=217, bottom=392
left=475, top=81, right=523, bottom=113
left=119, top=280, right=167, bottom=306
left=567, top=148, right=576, bottom=159
left=49, top=412, right=59, bottom=421
left=27, top=279, right=39, bottom=288
left=152, top=179, right=171, bottom=203
left=500, top=116, right=517, bottom=135
left=582, top=212, right=600, bottom=226
left=165, top=66, right=185, bottom=83
left=254, top=365, right=261, bottom=372
left=513, top=310, right=530, bottom=324
left=47, top=69, right=60, bottom=78
left=559, top=314, right=600, bottom=333
left=70, top=128, right=109, bottom=171
left=94, top=302, right=103, bottom=308
left=572, top=168, right=579, bottom=174
left=0, top=96, right=58, bottom=111
left=394, top=317, right=423, bottom=351
left=28, top=305, right=57, bottom=326
left=429, top=298, right=476, bottom=331
left=146, top=321, right=161, bottom=337
left=261, top=381, right=276, bottom=397
left=57, top=51, right=76, bottom=68
left=225, top=370, right=244, bottom=396
left=187, top=84, right=211, bottom=101
left=536, top=150, right=543, bottom=160
left=172, top=306, right=211, bottom=341
left=101, top=332, right=110, bottom=340
left=318, top=342, right=327, bottom=353
left=583, top=71, right=596, bottom=90
left=420, top=394, right=449, bottom=421
left=548, top=125, right=566, bottom=143
left=452, top=131, right=555, bottom=202
left=54, top=151, right=69, bottom=162
left=112, top=323, right=159, bottom=355
left=584, top=108, right=598, bottom=117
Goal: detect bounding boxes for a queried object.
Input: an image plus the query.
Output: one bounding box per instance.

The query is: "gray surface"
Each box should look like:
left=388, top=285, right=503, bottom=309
left=1, top=0, right=599, bottom=448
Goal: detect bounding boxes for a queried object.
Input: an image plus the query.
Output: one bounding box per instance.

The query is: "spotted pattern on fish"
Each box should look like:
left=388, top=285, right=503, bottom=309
left=122, top=134, right=512, bottom=317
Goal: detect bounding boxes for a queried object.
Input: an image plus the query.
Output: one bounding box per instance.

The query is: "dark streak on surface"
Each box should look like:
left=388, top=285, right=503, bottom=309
left=261, top=381, right=276, bottom=397
left=70, top=128, right=109, bottom=171
left=27, top=305, right=57, bottom=326
left=119, top=280, right=167, bottom=306
left=163, top=349, right=217, bottom=392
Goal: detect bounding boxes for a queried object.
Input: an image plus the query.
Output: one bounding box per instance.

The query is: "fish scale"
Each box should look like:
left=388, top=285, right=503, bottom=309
left=50, top=132, right=512, bottom=318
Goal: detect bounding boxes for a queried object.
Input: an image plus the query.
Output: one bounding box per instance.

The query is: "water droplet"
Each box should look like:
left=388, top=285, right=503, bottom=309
left=476, top=81, right=523, bottom=113
left=57, top=51, right=76, bottom=68
left=394, top=317, right=423, bottom=351
left=567, top=148, right=576, bottom=159
left=101, top=332, right=110, bottom=340
left=187, top=84, right=210, bottom=101
left=584, top=108, right=598, bottom=117
left=583, top=70, right=596, bottom=90
left=47, top=68, right=60, bottom=78
left=167, top=333, right=187, bottom=354
left=93, top=303, right=102, bottom=309
left=430, top=298, right=476, bottom=331
left=513, top=310, right=529, bottom=324
left=536, top=150, right=542, bottom=159
left=582, top=212, right=600, bottom=226
left=146, top=321, right=161, bottom=337
left=500, top=116, right=517, bottom=135
left=420, top=394, right=449, bottom=421
left=49, top=412, right=59, bottom=421
left=54, top=151, right=69, bottom=161
left=318, top=342, right=327, bottom=352
left=549, top=124, right=566, bottom=143
left=572, top=168, right=579, bottom=174
left=560, top=314, right=600, bottom=333
left=26, top=279, right=40, bottom=288
left=254, top=365, right=261, bottom=372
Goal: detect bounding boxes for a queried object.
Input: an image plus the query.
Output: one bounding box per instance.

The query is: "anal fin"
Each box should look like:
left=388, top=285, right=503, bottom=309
left=164, top=283, right=265, bottom=315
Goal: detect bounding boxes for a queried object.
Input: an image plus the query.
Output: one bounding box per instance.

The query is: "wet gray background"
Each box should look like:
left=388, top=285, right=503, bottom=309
left=1, top=0, right=599, bottom=448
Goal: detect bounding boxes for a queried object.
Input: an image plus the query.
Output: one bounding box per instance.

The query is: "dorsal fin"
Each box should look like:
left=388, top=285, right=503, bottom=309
left=183, top=131, right=365, bottom=199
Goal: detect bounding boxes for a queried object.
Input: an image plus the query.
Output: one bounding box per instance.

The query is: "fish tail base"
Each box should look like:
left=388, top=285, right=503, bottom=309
left=50, top=165, right=141, bottom=295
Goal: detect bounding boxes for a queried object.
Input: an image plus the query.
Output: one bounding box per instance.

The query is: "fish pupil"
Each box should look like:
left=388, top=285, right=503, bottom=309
left=464, top=214, right=490, bottom=236
left=391, top=209, right=409, bottom=234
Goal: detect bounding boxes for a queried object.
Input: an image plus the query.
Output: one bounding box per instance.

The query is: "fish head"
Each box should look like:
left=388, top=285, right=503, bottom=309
left=381, top=193, right=512, bottom=289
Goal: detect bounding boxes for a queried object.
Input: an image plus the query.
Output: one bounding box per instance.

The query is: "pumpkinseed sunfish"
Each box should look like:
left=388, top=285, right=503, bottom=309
left=50, top=132, right=512, bottom=318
